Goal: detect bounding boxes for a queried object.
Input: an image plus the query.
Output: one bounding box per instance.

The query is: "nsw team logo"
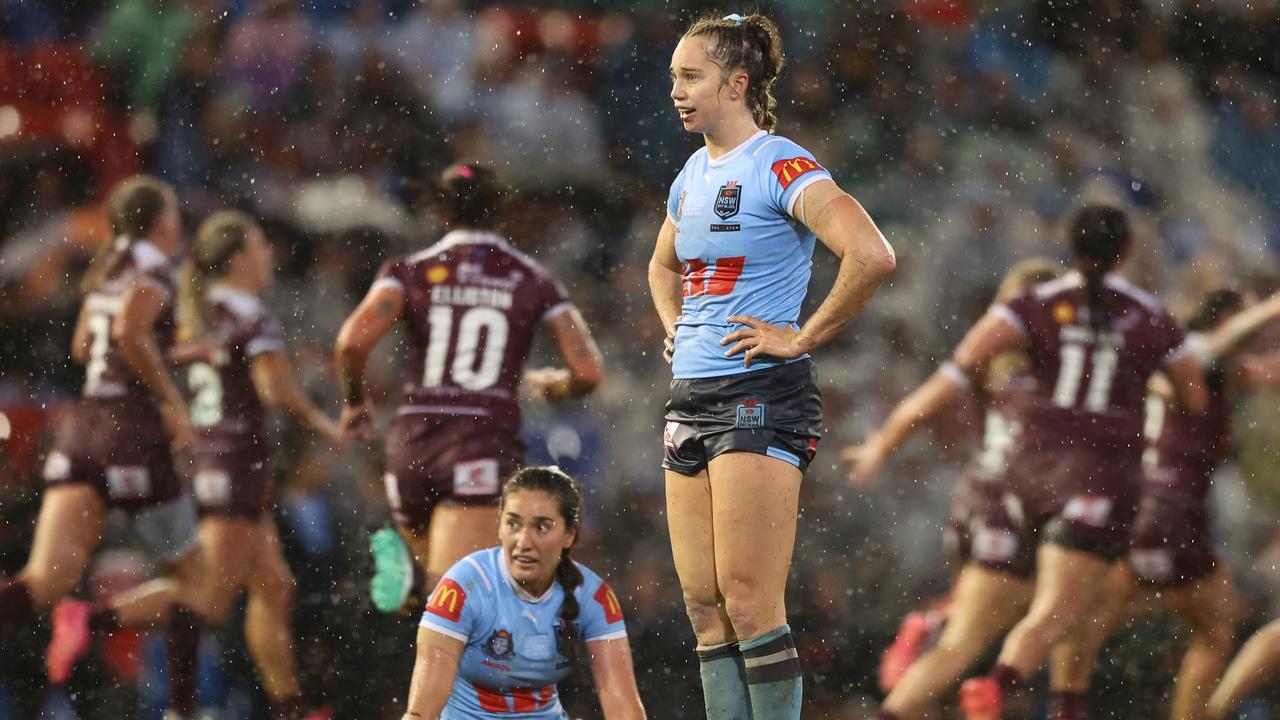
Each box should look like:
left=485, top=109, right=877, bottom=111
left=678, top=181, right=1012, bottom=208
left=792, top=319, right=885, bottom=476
left=714, top=182, right=741, bottom=220
left=735, top=400, right=766, bottom=429
left=484, top=629, right=515, bottom=660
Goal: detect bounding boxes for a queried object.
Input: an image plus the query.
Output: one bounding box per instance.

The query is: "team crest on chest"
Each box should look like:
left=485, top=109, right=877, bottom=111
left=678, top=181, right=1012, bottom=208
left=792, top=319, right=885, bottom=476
left=484, top=628, right=515, bottom=660
left=714, top=182, right=741, bottom=220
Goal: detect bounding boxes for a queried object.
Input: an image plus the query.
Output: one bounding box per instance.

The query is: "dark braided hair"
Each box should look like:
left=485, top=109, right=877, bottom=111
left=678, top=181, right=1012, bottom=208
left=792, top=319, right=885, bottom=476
left=423, top=162, right=505, bottom=229
left=81, top=175, right=172, bottom=295
left=499, top=466, right=587, bottom=677
left=1067, top=204, right=1131, bottom=333
left=684, top=13, right=786, bottom=132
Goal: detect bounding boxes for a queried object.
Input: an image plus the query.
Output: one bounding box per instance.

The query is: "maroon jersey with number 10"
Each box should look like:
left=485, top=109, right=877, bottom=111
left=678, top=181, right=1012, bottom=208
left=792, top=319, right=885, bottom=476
left=372, top=230, right=572, bottom=435
left=995, top=272, right=1188, bottom=450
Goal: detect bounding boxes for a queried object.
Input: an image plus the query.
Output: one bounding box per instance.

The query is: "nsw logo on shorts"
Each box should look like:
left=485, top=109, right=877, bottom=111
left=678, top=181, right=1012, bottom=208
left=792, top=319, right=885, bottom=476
left=735, top=400, right=766, bottom=429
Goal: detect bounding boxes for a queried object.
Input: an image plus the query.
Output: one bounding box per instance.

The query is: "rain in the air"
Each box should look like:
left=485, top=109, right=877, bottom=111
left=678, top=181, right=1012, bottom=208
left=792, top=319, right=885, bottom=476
left=1, top=1, right=1280, bottom=719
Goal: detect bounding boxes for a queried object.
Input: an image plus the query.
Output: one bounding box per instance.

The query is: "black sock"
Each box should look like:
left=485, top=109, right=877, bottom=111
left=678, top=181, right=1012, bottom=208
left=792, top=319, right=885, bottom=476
left=166, top=604, right=201, bottom=715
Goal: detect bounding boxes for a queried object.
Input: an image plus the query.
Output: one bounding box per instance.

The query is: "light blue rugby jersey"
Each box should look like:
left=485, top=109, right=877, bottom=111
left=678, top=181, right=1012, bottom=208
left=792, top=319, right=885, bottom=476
left=666, top=130, right=832, bottom=379
left=419, top=547, right=628, bottom=719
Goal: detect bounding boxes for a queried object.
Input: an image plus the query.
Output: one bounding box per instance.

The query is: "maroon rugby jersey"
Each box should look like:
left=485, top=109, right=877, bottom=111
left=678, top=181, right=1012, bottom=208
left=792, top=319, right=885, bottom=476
left=371, top=230, right=572, bottom=431
left=185, top=285, right=287, bottom=440
left=81, top=240, right=178, bottom=400
left=995, top=272, right=1188, bottom=449
left=1146, top=333, right=1231, bottom=498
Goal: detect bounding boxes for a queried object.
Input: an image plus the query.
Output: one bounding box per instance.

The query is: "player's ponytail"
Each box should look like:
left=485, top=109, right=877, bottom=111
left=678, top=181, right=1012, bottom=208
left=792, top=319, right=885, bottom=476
left=685, top=13, right=785, bottom=132
left=426, top=163, right=504, bottom=230
left=180, top=210, right=255, bottom=336
left=82, top=175, right=172, bottom=295
left=1067, top=204, right=1130, bottom=334
left=500, top=466, right=587, bottom=678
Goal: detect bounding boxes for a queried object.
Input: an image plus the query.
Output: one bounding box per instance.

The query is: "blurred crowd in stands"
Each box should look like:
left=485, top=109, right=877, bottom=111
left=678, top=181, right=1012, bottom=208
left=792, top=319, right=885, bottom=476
left=2, top=0, right=1280, bottom=717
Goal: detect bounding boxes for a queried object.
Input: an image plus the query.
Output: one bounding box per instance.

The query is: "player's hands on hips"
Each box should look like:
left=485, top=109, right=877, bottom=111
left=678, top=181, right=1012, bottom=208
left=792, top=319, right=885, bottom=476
left=842, top=437, right=887, bottom=488
left=161, top=399, right=196, bottom=451
left=720, top=315, right=813, bottom=368
left=340, top=402, right=373, bottom=441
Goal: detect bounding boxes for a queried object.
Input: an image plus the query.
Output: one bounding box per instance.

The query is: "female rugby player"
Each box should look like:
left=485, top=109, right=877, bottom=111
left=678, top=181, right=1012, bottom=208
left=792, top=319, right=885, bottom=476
left=649, top=12, right=895, bottom=719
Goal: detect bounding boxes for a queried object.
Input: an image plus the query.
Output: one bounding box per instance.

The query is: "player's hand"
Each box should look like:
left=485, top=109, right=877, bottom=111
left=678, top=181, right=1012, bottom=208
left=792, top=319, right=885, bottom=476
left=340, top=402, right=374, bottom=441
left=842, top=438, right=887, bottom=488
left=161, top=399, right=197, bottom=451
left=524, top=368, right=569, bottom=402
left=663, top=326, right=675, bottom=364
left=720, top=316, right=813, bottom=368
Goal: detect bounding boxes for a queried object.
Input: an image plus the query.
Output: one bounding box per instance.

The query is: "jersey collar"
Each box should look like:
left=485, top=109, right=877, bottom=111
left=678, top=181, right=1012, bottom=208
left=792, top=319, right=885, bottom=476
left=497, top=551, right=557, bottom=604
left=208, top=283, right=265, bottom=320
left=707, top=129, right=768, bottom=168
left=437, top=229, right=509, bottom=251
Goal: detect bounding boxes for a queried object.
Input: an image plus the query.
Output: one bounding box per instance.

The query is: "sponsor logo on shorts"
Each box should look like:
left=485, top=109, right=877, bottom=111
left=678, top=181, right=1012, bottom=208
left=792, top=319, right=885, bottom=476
left=1062, top=495, right=1114, bottom=527
left=663, top=421, right=680, bottom=450
left=454, top=459, right=499, bottom=496
left=105, top=465, right=152, bottom=500
left=194, top=468, right=232, bottom=506
left=972, top=524, right=1019, bottom=562
left=1130, top=548, right=1174, bottom=581
left=594, top=583, right=625, bottom=624
left=736, top=400, right=765, bottom=429
left=484, top=629, right=515, bottom=660
left=770, top=157, right=823, bottom=190
left=426, top=578, right=466, bottom=622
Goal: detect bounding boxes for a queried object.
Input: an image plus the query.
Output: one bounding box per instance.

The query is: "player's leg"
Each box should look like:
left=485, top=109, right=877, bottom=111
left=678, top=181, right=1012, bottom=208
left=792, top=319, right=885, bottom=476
left=667, top=465, right=746, bottom=720
left=424, top=503, right=497, bottom=581
left=1204, top=619, right=1280, bottom=719
left=882, top=564, right=1032, bottom=719
left=1045, top=562, right=1136, bottom=719
left=1, top=484, right=106, bottom=629
left=709, top=450, right=803, bottom=720
left=1161, top=566, right=1239, bottom=720
left=245, top=518, right=310, bottom=719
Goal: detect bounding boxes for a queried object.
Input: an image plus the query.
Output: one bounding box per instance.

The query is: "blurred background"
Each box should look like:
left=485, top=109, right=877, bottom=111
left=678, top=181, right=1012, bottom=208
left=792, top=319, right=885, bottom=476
left=2, top=0, right=1280, bottom=717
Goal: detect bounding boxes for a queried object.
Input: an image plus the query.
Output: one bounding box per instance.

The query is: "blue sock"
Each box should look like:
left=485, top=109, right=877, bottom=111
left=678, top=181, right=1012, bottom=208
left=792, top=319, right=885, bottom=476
left=697, top=642, right=753, bottom=720
left=740, top=625, right=802, bottom=720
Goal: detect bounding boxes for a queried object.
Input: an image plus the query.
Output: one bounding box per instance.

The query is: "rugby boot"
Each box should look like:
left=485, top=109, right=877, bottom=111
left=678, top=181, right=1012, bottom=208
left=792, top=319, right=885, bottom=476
left=960, top=676, right=1004, bottom=720
left=46, top=599, right=91, bottom=684
left=369, top=527, right=415, bottom=613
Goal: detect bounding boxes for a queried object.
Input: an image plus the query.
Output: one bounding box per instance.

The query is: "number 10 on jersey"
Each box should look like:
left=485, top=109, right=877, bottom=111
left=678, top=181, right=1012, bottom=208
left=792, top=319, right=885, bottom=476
left=423, top=305, right=509, bottom=391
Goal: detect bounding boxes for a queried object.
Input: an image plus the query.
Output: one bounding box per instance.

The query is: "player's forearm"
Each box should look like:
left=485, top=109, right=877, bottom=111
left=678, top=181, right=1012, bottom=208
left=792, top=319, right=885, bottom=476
left=873, top=371, right=962, bottom=455
left=334, top=346, right=368, bottom=406
left=1203, top=293, right=1280, bottom=360
left=647, top=259, right=683, bottom=333
left=119, top=333, right=185, bottom=407
left=797, top=247, right=893, bottom=350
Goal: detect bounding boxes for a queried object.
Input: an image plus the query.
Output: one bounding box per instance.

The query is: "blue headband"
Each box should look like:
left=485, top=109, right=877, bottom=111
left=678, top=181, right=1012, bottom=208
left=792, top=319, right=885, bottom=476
left=723, top=13, right=746, bottom=24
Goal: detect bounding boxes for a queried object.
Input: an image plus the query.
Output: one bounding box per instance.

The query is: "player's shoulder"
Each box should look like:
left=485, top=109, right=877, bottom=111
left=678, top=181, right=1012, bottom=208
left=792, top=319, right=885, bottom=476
left=207, top=284, right=268, bottom=325
left=129, top=240, right=169, bottom=274
left=1104, top=274, right=1170, bottom=317
left=747, top=132, right=814, bottom=163
left=1027, top=271, right=1083, bottom=302
left=446, top=547, right=502, bottom=593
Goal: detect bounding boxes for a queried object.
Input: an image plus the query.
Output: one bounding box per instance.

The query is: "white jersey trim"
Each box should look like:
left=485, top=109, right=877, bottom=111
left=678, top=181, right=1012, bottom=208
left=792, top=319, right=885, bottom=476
left=991, top=305, right=1027, bottom=336
left=1105, top=274, right=1165, bottom=314
left=369, top=277, right=405, bottom=294
left=131, top=240, right=168, bottom=272
left=585, top=630, right=629, bottom=642
left=542, top=301, right=574, bottom=323
left=707, top=130, right=768, bottom=168
left=397, top=405, right=492, bottom=416
left=498, top=551, right=555, bottom=604
left=245, top=337, right=286, bottom=359
left=208, top=284, right=266, bottom=322
left=1164, top=339, right=1193, bottom=365
left=940, top=361, right=970, bottom=389
left=419, top=619, right=469, bottom=642
left=785, top=174, right=828, bottom=219
left=465, top=555, right=495, bottom=594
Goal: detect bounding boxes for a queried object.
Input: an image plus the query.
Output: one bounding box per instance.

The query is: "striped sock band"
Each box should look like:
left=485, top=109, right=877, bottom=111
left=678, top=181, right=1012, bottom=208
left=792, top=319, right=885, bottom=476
left=696, top=641, right=752, bottom=720
left=740, top=626, right=801, bottom=685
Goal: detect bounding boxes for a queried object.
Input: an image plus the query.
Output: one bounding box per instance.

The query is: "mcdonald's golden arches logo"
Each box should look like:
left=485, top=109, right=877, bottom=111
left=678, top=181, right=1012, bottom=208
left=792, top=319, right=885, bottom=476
left=770, top=157, right=824, bottom=190
left=427, top=578, right=467, bottom=622
left=593, top=583, right=624, bottom=624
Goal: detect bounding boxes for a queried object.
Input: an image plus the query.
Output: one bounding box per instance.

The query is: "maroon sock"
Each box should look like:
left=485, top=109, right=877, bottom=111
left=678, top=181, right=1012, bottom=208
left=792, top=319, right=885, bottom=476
left=270, top=695, right=305, bottom=720
left=167, top=604, right=201, bottom=715
left=1049, top=691, right=1086, bottom=720
left=0, top=578, right=35, bottom=630
left=990, top=663, right=1023, bottom=696
left=88, top=605, right=120, bottom=635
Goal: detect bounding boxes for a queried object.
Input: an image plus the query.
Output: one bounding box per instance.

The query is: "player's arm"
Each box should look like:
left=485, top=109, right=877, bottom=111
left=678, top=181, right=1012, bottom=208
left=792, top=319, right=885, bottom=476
left=648, top=217, right=682, bottom=363
left=843, top=366, right=969, bottom=488
left=1199, top=291, right=1280, bottom=362
left=402, top=627, right=462, bottom=720
left=250, top=350, right=344, bottom=446
left=1163, top=352, right=1209, bottom=413
left=721, top=179, right=896, bottom=365
left=525, top=305, right=604, bottom=402
left=115, top=281, right=194, bottom=449
left=71, top=304, right=92, bottom=365
left=588, top=638, right=647, bottom=720
left=952, top=311, right=1025, bottom=379
left=334, top=283, right=404, bottom=438
left=1236, top=350, right=1280, bottom=390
